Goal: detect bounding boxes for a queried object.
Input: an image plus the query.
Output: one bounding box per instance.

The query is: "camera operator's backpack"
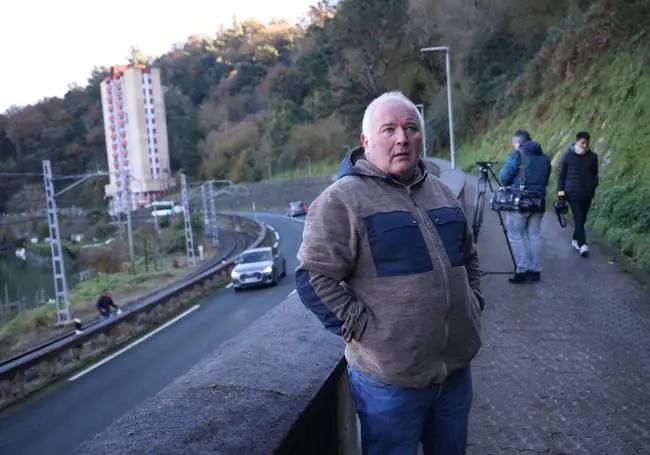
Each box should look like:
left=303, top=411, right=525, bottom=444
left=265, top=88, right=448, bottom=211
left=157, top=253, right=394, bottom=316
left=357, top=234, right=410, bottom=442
left=491, top=149, right=544, bottom=212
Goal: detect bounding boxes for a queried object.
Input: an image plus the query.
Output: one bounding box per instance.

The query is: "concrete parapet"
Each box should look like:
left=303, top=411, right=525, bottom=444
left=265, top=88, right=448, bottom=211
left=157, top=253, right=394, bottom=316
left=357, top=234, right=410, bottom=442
left=77, top=294, right=356, bottom=454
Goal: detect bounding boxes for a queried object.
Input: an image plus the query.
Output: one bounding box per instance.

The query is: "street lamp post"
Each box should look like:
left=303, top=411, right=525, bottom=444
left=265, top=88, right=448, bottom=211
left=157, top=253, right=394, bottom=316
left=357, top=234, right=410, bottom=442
left=415, top=104, right=427, bottom=158
left=420, top=46, right=456, bottom=169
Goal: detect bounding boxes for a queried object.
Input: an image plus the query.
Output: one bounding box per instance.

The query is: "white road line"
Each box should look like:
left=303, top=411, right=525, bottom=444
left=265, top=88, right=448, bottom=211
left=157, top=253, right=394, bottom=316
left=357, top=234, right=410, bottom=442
left=288, top=290, right=297, bottom=298
left=273, top=242, right=279, bottom=249
left=226, top=282, right=234, bottom=288
left=68, top=304, right=201, bottom=381
left=274, top=231, right=280, bottom=240
left=256, top=212, right=306, bottom=224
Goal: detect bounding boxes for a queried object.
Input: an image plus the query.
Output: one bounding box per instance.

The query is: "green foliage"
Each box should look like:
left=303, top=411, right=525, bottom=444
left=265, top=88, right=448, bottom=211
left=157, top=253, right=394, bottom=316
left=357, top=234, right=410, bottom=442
left=0, top=0, right=647, bottom=252
left=459, top=39, right=650, bottom=268
left=36, top=221, right=49, bottom=240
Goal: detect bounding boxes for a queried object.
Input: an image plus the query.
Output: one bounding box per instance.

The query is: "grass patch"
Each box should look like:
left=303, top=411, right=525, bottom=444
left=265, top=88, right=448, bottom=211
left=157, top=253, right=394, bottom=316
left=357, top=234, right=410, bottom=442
left=0, top=253, right=208, bottom=360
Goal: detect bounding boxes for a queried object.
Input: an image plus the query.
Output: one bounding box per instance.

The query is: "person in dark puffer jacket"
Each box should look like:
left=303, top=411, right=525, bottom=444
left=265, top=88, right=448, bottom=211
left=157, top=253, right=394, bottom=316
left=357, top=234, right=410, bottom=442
left=557, top=131, right=599, bottom=257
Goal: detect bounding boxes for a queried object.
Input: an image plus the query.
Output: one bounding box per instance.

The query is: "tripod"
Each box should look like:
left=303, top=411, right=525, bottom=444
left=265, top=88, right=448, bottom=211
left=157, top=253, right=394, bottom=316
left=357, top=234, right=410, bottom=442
left=471, top=161, right=517, bottom=275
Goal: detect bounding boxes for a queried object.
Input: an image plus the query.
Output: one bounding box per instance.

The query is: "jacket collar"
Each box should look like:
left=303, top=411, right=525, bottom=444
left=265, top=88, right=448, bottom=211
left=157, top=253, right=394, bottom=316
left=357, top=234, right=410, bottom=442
left=337, top=146, right=428, bottom=187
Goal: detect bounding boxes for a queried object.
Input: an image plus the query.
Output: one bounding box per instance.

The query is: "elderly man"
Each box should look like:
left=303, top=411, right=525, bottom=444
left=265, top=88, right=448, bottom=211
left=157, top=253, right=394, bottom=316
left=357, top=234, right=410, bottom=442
left=296, top=91, right=483, bottom=454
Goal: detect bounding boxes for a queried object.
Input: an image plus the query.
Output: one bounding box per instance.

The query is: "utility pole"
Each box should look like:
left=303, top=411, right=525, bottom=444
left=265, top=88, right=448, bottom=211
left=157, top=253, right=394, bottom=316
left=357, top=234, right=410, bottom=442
left=201, top=183, right=210, bottom=234
left=180, top=174, right=196, bottom=267
left=42, top=160, right=71, bottom=324
left=415, top=104, right=427, bottom=158
left=420, top=46, right=456, bottom=169
left=306, top=156, right=312, bottom=176
left=208, top=181, right=219, bottom=247
left=123, top=174, right=135, bottom=274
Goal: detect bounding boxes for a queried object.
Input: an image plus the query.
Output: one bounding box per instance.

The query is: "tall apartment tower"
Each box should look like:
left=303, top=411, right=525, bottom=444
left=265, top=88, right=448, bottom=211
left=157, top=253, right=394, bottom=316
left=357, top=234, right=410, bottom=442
left=100, top=64, right=171, bottom=215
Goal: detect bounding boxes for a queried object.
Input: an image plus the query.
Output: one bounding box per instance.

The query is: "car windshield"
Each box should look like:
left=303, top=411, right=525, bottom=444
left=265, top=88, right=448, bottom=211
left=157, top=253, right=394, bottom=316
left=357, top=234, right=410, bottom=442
left=290, top=201, right=303, bottom=208
left=239, top=250, right=272, bottom=263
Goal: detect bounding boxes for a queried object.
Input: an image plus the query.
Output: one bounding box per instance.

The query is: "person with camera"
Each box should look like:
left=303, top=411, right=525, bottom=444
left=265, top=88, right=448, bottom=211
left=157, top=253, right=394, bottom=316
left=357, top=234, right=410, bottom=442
left=498, top=130, right=551, bottom=283
left=557, top=131, right=599, bottom=257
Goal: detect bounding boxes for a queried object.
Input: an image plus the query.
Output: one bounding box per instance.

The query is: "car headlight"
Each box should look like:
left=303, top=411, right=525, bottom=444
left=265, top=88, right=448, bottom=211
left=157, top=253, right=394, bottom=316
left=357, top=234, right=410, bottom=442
left=263, top=266, right=273, bottom=274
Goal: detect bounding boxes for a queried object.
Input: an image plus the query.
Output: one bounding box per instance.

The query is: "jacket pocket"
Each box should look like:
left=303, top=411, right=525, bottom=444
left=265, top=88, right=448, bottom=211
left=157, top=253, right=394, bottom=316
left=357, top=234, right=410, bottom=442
left=364, top=211, right=433, bottom=277
left=427, top=207, right=467, bottom=267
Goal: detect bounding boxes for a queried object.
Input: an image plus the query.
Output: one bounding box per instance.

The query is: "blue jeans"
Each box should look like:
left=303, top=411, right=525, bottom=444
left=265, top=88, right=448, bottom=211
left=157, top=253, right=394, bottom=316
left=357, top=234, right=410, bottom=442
left=348, top=365, right=473, bottom=455
left=506, top=212, right=544, bottom=273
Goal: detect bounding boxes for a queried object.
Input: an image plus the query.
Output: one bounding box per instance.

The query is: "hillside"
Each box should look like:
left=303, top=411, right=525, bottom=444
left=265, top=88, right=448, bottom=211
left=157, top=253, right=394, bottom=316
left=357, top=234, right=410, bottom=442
left=460, top=33, right=649, bottom=267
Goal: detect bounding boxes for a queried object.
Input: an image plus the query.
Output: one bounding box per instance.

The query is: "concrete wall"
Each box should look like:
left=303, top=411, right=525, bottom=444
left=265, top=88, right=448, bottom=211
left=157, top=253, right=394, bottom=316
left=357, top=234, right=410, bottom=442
left=76, top=294, right=352, bottom=455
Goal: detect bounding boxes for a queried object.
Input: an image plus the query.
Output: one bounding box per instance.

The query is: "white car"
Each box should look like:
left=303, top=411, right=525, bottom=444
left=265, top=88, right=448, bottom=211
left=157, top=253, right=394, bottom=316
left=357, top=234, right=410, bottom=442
left=231, top=247, right=286, bottom=290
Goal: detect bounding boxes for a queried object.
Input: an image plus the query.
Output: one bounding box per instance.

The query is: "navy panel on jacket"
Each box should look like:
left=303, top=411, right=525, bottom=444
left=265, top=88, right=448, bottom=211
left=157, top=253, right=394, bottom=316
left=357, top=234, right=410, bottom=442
left=427, top=207, right=467, bottom=267
left=363, top=211, right=434, bottom=277
left=295, top=269, right=342, bottom=335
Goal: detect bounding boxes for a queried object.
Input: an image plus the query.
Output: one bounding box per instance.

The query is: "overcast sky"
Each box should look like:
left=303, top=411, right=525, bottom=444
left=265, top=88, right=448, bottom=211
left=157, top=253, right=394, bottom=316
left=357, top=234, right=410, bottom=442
left=0, top=0, right=317, bottom=113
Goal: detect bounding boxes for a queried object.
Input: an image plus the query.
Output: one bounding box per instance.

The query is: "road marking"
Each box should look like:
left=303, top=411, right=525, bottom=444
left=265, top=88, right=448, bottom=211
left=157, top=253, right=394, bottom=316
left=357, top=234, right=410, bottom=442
left=68, top=304, right=201, bottom=381
left=274, top=231, right=280, bottom=240
left=273, top=242, right=279, bottom=249
left=255, top=212, right=305, bottom=224
left=288, top=290, right=296, bottom=298
left=226, top=282, right=234, bottom=288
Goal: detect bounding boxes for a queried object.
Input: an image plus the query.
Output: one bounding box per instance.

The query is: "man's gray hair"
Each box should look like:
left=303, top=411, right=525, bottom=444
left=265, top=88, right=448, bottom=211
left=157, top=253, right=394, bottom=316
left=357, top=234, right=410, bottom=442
left=362, top=91, right=424, bottom=139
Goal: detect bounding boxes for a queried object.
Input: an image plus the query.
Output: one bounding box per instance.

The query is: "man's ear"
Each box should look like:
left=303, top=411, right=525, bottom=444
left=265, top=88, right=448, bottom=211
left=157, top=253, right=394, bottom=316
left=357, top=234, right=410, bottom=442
left=360, top=133, right=369, bottom=149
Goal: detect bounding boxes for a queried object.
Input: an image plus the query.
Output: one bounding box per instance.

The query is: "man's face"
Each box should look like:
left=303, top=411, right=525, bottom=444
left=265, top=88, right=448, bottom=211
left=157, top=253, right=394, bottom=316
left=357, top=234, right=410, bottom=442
left=360, top=99, right=422, bottom=182
left=576, top=138, right=589, bottom=150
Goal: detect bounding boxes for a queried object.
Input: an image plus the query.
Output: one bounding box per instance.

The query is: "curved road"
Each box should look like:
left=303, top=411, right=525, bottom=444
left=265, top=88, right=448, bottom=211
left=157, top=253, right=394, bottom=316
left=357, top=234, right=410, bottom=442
left=0, top=213, right=305, bottom=455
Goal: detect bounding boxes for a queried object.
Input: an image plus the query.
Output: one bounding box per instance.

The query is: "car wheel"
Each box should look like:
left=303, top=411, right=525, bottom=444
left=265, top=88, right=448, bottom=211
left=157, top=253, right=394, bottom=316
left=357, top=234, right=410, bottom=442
left=281, top=260, right=287, bottom=277
left=234, top=286, right=241, bottom=292
left=272, top=270, right=278, bottom=285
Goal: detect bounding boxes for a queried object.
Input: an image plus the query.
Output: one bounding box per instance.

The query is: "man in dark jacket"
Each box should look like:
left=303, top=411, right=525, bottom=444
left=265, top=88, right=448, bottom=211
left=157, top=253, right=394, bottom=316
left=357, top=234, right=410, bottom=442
left=96, top=289, right=119, bottom=318
left=557, top=131, right=598, bottom=256
left=296, top=92, right=483, bottom=454
left=499, top=130, right=551, bottom=283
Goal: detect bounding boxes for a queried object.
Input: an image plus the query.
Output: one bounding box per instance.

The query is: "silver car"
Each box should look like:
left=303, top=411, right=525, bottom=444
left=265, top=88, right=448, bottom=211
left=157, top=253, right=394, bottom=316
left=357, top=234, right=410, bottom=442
left=231, top=247, right=286, bottom=290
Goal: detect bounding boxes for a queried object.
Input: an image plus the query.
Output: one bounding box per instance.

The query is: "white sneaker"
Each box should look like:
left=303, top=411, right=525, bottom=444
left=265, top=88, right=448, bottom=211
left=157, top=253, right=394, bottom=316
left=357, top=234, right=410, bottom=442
left=572, top=240, right=580, bottom=251
left=579, top=244, right=590, bottom=256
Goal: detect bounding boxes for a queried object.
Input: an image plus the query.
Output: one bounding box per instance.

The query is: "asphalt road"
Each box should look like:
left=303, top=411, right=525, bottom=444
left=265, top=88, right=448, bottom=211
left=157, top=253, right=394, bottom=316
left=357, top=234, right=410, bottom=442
left=0, top=212, right=305, bottom=455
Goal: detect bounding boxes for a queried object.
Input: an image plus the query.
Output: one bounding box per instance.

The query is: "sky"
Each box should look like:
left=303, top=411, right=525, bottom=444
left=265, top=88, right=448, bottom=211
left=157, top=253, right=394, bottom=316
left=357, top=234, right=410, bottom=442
left=0, top=0, right=318, bottom=114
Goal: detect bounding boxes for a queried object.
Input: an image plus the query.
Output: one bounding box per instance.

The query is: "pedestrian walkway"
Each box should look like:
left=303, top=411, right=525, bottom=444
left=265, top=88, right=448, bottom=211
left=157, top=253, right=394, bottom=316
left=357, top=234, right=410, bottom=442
left=461, top=168, right=650, bottom=454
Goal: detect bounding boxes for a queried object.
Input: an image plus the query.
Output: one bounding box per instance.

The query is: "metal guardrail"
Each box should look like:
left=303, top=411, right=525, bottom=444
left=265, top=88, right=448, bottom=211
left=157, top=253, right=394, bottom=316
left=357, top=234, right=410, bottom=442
left=0, top=218, right=266, bottom=374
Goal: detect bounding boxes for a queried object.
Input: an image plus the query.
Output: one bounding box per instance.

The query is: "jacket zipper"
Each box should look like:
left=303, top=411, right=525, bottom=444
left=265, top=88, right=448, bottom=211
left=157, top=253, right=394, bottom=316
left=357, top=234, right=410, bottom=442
left=405, top=183, right=450, bottom=381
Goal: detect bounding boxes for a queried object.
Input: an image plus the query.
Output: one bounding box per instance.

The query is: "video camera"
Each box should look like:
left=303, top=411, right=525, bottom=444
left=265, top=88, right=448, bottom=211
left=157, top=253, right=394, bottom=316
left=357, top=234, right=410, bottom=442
left=553, top=197, right=569, bottom=227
